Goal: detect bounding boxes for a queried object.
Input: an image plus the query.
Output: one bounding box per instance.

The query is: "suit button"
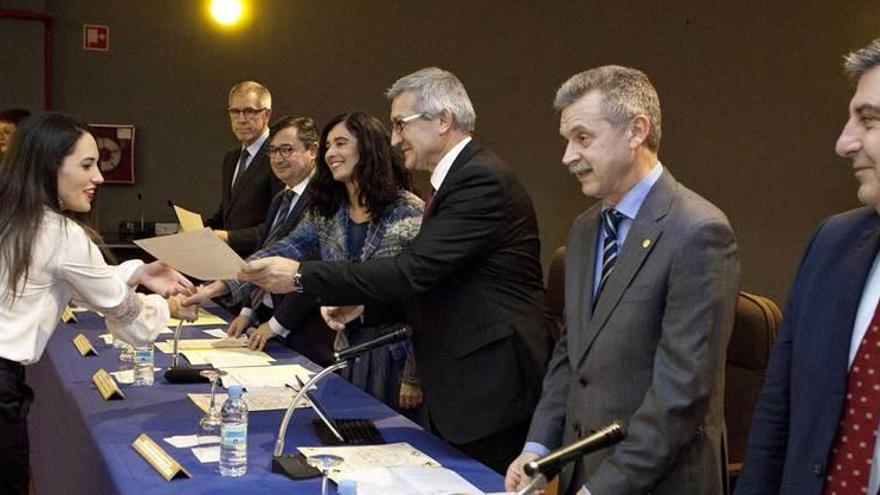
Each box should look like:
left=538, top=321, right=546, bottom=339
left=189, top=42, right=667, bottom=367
left=572, top=422, right=581, bottom=435
left=578, top=376, right=588, bottom=387
left=813, top=464, right=823, bottom=476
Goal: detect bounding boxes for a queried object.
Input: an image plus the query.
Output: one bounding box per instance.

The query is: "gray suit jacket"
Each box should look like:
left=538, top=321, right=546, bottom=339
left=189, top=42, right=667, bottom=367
left=528, top=170, right=740, bottom=494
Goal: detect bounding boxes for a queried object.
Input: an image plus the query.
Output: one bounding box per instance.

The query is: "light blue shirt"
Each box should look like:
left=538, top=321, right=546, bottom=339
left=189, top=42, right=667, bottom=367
left=523, top=162, right=664, bottom=493
left=592, top=163, right=664, bottom=300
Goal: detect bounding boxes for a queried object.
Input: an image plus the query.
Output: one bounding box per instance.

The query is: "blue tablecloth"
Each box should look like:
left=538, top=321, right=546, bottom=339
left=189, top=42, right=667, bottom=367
left=27, top=310, right=504, bottom=494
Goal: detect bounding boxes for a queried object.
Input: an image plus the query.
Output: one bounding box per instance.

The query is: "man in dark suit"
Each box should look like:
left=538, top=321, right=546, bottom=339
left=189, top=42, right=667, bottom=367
left=237, top=67, right=552, bottom=473
left=506, top=66, right=740, bottom=495
left=736, top=38, right=880, bottom=495
left=205, top=80, right=283, bottom=256
left=219, top=116, right=334, bottom=365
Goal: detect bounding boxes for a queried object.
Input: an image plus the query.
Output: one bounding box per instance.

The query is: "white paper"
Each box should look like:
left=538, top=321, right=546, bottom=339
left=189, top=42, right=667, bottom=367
left=297, top=443, right=441, bottom=482
left=188, top=388, right=309, bottom=413
left=343, top=466, right=484, bottom=495
left=110, top=367, right=161, bottom=384
left=192, top=445, right=221, bottom=463
left=202, top=328, right=230, bottom=338
left=134, top=228, right=245, bottom=281
left=163, top=434, right=217, bottom=449
left=219, top=364, right=312, bottom=389
left=208, top=349, right=275, bottom=368
left=154, top=337, right=246, bottom=354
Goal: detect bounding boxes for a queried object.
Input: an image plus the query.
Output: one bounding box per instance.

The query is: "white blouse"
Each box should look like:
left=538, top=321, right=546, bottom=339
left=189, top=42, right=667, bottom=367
left=0, top=210, right=169, bottom=364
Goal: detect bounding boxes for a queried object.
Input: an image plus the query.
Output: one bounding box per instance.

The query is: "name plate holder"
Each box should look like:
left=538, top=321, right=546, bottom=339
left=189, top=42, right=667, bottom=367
left=73, top=333, right=97, bottom=356
left=91, top=369, right=125, bottom=400
left=61, top=306, right=78, bottom=323
left=132, top=434, right=192, bottom=481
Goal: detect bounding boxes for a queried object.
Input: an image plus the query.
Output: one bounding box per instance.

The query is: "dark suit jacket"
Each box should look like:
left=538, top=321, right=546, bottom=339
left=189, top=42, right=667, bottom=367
left=299, top=140, right=552, bottom=444
left=528, top=171, right=740, bottom=494
left=736, top=207, right=880, bottom=495
left=255, top=186, right=336, bottom=367
left=205, top=142, right=282, bottom=256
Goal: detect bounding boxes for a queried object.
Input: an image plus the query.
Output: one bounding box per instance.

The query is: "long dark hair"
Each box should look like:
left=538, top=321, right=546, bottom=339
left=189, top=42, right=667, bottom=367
left=0, top=112, right=102, bottom=300
left=309, top=112, right=413, bottom=220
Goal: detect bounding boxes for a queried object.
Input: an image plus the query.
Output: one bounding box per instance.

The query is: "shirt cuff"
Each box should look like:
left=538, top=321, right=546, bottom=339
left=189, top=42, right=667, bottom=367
left=267, top=317, right=290, bottom=338
left=239, top=307, right=254, bottom=320
left=523, top=442, right=551, bottom=457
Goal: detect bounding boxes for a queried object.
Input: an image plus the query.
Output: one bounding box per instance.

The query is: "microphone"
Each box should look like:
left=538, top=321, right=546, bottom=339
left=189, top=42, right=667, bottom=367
left=333, top=327, right=411, bottom=363
left=162, top=319, right=210, bottom=383
left=137, top=192, right=144, bottom=232
left=524, top=422, right=626, bottom=478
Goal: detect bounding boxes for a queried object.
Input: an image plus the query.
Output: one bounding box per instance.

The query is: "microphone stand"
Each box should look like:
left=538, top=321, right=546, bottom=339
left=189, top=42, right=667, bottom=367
left=271, top=360, right=349, bottom=479
left=270, top=326, right=411, bottom=479
left=163, top=312, right=210, bottom=383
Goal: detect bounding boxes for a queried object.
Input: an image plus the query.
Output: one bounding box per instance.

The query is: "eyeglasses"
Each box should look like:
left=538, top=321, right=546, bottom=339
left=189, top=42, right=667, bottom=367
left=390, top=113, right=425, bottom=134
left=227, top=107, right=268, bottom=118
left=267, top=144, right=299, bottom=158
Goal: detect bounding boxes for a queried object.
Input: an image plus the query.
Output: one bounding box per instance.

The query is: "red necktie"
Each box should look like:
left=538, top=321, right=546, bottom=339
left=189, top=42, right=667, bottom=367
left=823, top=303, right=880, bottom=494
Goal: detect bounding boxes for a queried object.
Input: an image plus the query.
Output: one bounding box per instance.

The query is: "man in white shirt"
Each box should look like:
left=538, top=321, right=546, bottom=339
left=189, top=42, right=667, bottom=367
left=205, top=81, right=282, bottom=256
left=737, top=37, right=880, bottom=495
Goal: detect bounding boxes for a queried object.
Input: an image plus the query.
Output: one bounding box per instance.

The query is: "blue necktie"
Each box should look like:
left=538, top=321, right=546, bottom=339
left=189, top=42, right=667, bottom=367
left=597, top=208, right=625, bottom=300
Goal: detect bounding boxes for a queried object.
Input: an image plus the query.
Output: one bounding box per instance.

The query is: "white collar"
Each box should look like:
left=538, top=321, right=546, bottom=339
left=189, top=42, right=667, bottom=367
left=430, top=136, right=472, bottom=191
left=243, top=127, right=270, bottom=157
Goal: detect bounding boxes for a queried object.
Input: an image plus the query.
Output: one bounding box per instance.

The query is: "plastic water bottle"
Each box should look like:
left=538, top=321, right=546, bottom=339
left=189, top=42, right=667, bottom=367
left=132, top=345, right=154, bottom=387
left=219, top=385, right=248, bottom=476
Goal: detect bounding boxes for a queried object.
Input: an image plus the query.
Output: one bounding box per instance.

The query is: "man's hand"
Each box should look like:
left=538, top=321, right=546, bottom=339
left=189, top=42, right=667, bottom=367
left=215, top=230, right=229, bottom=243
left=320, top=305, right=365, bottom=331
left=181, top=281, right=227, bottom=307
left=130, top=261, right=195, bottom=297
left=505, top=451, right=543, bottom=493
left=247, top=323, right=274, bottom=351
left=226, top=314, right=252, bottom=338
left=399, top=383, right=424, bottom=410
left=166, top=294, right=198, bottom=321
left=237, top=257, right=301, bottom=294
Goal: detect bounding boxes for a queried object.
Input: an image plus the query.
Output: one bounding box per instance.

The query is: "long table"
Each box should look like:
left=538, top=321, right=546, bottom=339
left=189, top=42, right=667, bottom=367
left=27, top=310, right=504, bottom=494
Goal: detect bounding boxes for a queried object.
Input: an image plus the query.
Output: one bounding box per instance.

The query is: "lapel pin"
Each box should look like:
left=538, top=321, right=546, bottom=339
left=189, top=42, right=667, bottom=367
left=642, top=239, right=652, bottom=249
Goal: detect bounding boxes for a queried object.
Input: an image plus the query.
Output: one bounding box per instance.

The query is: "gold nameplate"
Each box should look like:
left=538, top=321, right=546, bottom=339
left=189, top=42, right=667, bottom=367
left=92, top=369, right=125, bottom=400
left=61, top=306, right=78, bottom=323
left=132, top=434, right=192, bottom=481
left=73, top=333, right=98, bottom=356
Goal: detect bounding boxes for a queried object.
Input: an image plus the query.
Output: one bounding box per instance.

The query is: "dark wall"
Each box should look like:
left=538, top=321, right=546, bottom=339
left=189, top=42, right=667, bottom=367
left=6, top=0, right=880, bottom=304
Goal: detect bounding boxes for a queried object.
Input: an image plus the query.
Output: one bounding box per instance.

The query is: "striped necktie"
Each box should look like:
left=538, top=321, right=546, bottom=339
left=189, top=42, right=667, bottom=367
left=231, top=149, right=250, bottom=190
left=597, top=208, right=625, bottom=300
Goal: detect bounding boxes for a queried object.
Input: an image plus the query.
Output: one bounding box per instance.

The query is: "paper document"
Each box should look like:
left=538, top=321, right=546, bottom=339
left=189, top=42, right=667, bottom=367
left=208, top=348, right=275, bottom=368
left=342, top=466, right=484, bottom=495
left=172, top=205, right=204, bottom=232
left=134, top=228, right=245, bottom=280
left=297, top=443, right=441, bottom=482
left=191, top=445, right=220, bottom=463
left=219, top=364, right=313, bottom=389
left=167, top=308, right=228, bottom=328
left=202, top=328, right=229, bottom=339
left=163, top=435, right=217, bottom=449
left=188, top=388, right=309, bottom=413
left=154, top=337, right=247, bottom=354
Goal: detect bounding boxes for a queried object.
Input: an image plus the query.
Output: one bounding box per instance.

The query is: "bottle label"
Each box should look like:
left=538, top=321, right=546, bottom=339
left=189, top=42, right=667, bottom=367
left=222, top=424, right=247, bottom=446
left=134, top=350, right=152, bottom=364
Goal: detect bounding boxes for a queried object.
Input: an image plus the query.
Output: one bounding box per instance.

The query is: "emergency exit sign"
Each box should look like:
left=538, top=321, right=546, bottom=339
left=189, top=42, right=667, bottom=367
left=83, top=24, right=109, bottom=51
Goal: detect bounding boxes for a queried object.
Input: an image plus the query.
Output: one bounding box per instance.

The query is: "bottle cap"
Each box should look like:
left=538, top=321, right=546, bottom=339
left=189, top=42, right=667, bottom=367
left=337, top=479, right=357, bottom=495
left=227, top=385, right=243, bottom=398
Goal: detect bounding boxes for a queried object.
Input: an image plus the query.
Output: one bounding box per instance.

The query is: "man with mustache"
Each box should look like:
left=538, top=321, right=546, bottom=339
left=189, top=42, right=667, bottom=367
left=506, top=65, right=740, bottom=494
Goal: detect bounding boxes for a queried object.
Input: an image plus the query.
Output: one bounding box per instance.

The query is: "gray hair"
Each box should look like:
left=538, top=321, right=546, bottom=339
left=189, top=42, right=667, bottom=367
left=844, top=38, right=880, bottom=82
left=554, top=65, right=661, bottom=152
left=229, top=80, right=272, bottom=108
left=386, top=67, right=476, bottom=133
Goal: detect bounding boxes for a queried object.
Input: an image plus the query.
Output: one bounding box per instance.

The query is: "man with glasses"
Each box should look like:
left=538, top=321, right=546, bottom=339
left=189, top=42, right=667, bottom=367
left=222, top=115, right=335, bottom=365
left=236, top=67, right=552, bottom=474
left=205, top=80, right=282, bottom=256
